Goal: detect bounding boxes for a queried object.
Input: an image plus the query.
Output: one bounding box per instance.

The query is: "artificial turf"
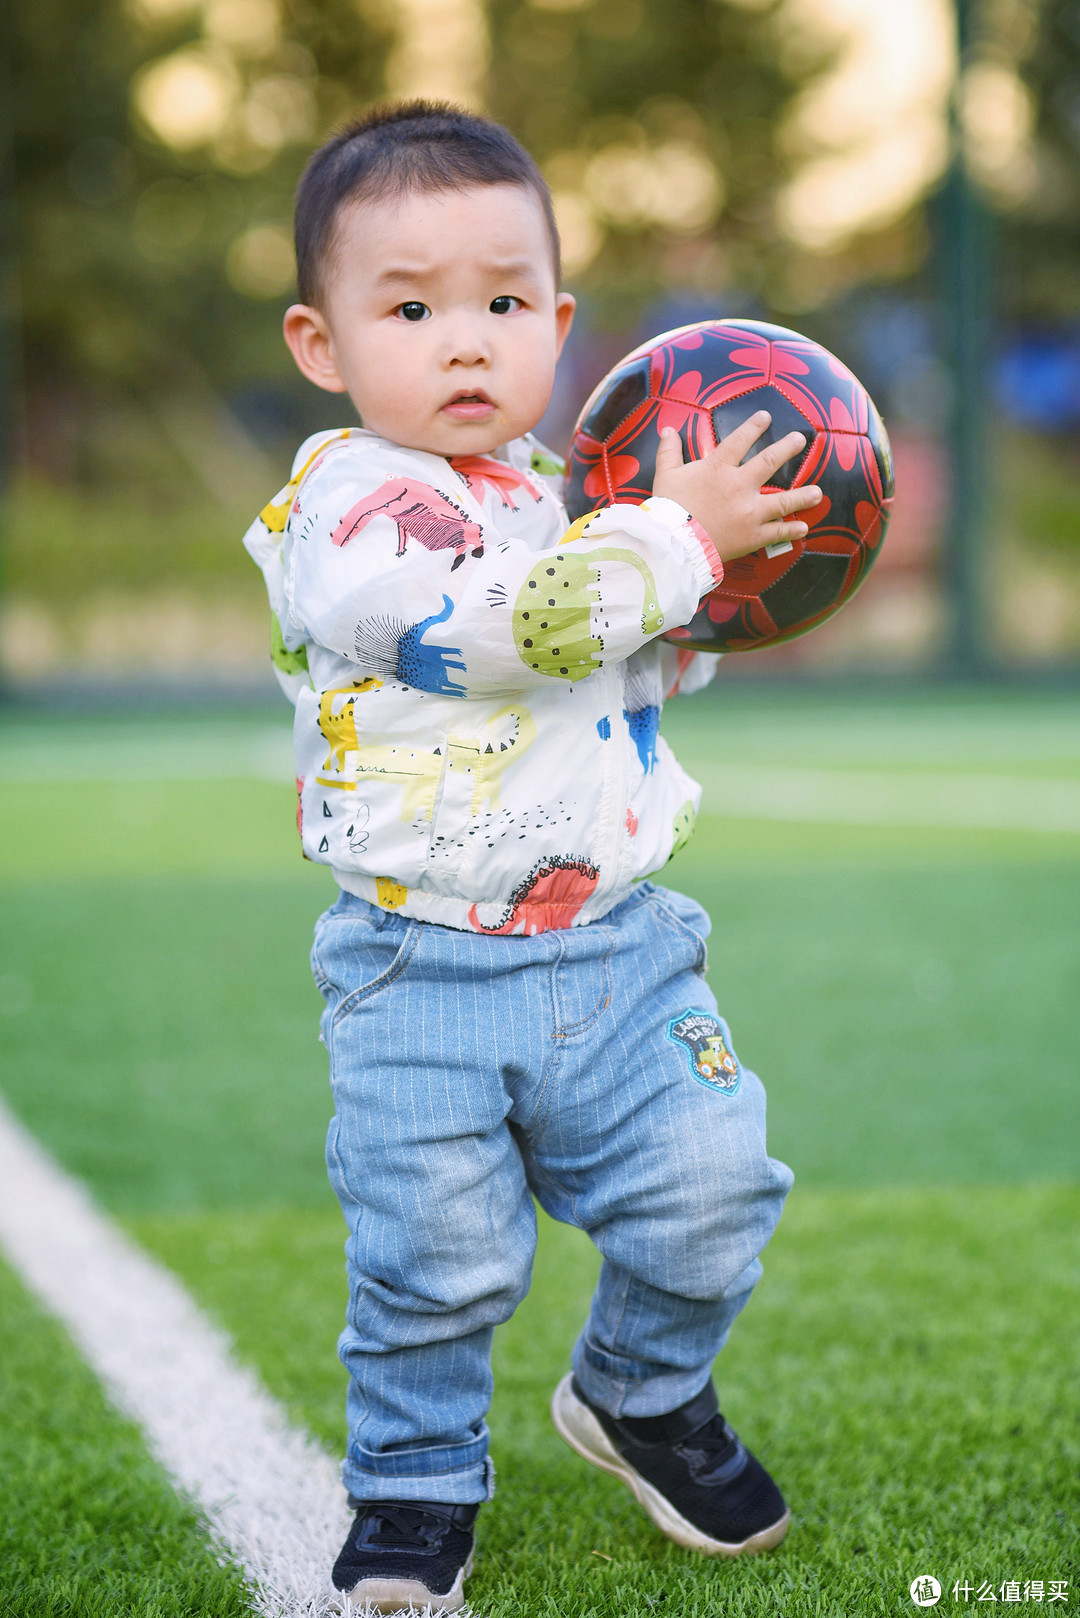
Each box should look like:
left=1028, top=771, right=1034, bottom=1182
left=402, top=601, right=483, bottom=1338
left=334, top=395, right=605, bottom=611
left=0, top=843, right=1076, bottom=1204
left=131, top=1187, right=1080, bottom=1617
left=0, top=690, right=1078, bottom=1615
left=0, top=1258, right=253, bottom=1618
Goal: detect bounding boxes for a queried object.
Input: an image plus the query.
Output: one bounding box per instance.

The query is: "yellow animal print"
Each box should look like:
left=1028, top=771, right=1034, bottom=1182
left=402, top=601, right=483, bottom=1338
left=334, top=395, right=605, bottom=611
left=353, top=747, right=445, bottom=821
left=375, top=877, right=407, bottom=909
left=446, top=706, right=536, bottom=816
left=318, top=688, right=445, bottom=819
left=316, top=693, right=536, bottom=826
left=318, top=679, right=383, bottom=775
left=260, top=430, right=354, bottom=533
left=556, top=510, right=601, bottom=546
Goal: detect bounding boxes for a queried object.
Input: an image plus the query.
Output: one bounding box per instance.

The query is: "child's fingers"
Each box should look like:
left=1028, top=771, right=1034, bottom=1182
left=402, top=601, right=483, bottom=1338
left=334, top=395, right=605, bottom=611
left=746, top=429, right=808, bottom=480
left=654, top=426, right=685, bottom=477
left=760, top=485, right=821, bottom=522
left=713, top=409, right=772, bottom=462
left=760, top=517, right=809, bottom=544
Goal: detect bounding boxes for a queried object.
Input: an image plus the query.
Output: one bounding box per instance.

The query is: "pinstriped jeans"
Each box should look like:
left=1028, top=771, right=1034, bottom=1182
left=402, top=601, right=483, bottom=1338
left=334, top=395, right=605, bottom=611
left=311, top=881, right=792, bottom=1506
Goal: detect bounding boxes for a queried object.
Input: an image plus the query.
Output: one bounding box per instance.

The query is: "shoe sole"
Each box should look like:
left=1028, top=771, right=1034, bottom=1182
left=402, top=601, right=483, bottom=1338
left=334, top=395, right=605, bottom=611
left=337, top=1549, right=473, bottom=1614
left=550, top=1374, right=790, bottom=1557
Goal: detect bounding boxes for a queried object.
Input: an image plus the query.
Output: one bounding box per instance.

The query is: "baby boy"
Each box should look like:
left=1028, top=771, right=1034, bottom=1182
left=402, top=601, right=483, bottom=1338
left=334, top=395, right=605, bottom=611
left=244, top=100, right=818, bottom=1613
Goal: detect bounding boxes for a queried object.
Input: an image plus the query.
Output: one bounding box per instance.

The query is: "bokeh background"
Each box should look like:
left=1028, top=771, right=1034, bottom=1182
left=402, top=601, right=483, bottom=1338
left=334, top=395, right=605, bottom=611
left=3, top=0, right=1080, bottom=687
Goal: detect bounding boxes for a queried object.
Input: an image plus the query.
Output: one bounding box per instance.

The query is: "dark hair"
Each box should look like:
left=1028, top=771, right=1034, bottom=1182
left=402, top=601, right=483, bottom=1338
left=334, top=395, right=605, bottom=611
left=294, top=100, right=561, bottom=306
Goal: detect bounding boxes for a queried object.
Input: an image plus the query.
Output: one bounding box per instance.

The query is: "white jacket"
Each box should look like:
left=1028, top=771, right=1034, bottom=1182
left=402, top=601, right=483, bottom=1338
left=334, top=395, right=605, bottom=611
left=243, top=427, right=722, bottom=935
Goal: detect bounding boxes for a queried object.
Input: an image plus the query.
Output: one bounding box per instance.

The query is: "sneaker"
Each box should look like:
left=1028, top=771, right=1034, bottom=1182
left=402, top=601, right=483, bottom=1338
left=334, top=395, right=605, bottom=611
left=331, top=1498, right=478, bottom=1613
left=551, top=1373, right=790, bottom=1556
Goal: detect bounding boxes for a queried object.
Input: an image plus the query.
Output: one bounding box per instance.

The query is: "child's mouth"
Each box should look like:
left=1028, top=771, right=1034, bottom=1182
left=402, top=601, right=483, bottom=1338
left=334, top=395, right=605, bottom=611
left=442, top=391, right=496, bottom=421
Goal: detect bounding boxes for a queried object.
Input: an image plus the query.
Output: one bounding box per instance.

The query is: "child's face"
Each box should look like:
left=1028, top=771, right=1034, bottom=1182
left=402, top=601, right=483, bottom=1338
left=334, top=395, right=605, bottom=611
left=284, top=183, right=576, bottom=458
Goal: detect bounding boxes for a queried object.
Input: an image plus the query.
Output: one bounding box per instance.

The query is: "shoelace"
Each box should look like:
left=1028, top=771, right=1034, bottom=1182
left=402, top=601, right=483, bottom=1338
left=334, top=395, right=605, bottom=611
left=356, top=1504, right=451, bottom=1554
left=675, top=1415, right=749, bottom=1486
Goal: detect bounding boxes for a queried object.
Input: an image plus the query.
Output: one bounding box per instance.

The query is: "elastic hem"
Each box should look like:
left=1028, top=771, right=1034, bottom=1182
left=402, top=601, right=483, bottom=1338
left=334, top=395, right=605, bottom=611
left=686, top=516, right=725, bottom=586
left=331, top=869, right=653, bottom=935
left=640, top=495, right=722, bottom=598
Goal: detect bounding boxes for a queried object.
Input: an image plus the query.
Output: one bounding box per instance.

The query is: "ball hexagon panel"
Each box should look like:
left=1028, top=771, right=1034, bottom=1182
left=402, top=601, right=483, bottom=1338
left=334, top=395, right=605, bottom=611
left=564, top=319, right=895, bottom=653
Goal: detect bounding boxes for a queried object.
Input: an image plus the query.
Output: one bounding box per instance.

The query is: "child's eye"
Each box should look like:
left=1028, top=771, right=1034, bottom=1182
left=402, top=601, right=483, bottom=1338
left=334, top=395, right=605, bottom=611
left=396, top=302, right=431, bottom=322
left=489, top=296, right=522, bottom=315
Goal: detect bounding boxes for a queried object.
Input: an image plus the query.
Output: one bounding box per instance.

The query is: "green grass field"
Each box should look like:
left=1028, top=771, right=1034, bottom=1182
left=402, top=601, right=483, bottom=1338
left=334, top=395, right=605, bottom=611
left=1, top=687, right=1078, bottom=1616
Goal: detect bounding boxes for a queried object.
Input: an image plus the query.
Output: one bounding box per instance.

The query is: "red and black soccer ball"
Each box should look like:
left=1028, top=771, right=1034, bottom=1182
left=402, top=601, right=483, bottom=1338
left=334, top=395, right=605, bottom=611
left=564, top=319, right=895, bottom=653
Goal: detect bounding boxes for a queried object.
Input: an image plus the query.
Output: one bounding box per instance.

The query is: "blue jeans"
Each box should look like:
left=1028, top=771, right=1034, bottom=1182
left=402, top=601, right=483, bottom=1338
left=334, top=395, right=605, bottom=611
left=311, top=882, right=792, bottom=1505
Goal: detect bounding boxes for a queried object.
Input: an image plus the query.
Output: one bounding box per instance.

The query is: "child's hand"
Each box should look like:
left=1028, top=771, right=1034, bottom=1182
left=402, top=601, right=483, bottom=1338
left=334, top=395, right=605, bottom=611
left=653, top=413, right=822, bottom=563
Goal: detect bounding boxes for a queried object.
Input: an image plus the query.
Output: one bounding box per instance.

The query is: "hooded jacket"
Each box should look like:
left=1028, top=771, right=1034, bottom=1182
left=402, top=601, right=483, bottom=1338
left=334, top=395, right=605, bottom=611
left=243, top=427, right=722, bottom=935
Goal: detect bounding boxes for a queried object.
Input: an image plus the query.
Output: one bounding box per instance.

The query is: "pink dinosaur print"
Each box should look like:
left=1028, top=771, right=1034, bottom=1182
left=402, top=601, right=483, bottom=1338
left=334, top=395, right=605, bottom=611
left=468, top=856, right=599, bottom=936
left=331, top=478, right=484, bottom=569
left=449, top=456, right=542, bottom=509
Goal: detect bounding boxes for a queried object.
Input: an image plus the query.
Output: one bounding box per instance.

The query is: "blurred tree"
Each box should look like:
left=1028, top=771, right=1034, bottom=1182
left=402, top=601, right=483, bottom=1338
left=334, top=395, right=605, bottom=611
left=5, top=0, right=827, bottom=627
left=10, top=0, right=815, bottom=450
left=486, top=0, right=812, bottom=326
left=1003, top=0, right=1080, bottom=320
left=10, top=0, right=392, bottom=483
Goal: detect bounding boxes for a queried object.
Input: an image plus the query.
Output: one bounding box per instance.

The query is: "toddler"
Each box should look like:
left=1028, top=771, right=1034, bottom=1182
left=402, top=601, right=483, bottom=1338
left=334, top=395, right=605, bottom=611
left=244, top=101, right=818, bottom=1613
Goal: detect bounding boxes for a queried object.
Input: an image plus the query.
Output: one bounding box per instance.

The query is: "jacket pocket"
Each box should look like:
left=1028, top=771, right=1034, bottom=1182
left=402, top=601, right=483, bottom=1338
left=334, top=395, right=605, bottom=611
left=426, top=704, right=539, bottom=869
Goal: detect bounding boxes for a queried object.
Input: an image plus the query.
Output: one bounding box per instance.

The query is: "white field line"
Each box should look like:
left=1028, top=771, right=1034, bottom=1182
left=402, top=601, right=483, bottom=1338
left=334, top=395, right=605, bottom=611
left=4, top=737, right=1079, bottom=833
left=692, top=764, right=1080, bottom=834
left=0, top=734, right=295, bottom=783
left=0, top=1095, right=356, bottom=1618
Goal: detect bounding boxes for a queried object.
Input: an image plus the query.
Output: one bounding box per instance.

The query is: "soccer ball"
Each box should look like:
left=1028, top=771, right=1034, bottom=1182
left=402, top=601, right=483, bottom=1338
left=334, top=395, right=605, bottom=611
left=564, top=319, right=895, bottom=653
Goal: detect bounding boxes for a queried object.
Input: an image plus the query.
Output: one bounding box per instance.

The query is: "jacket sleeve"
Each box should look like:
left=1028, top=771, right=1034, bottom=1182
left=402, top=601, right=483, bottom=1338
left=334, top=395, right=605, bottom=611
left=279, top=451, right=724, bottom=699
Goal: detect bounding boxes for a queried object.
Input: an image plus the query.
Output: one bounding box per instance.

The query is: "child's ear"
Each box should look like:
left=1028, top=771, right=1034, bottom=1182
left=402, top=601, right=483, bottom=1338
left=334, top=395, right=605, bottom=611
left=554, top=293, right=576, bottom=360
left=283, top=304, right=350, bottom=394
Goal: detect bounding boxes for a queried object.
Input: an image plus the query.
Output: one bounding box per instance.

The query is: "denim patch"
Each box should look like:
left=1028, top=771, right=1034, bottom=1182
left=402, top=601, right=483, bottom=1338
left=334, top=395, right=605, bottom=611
left=666, top=1009, right=742, bottom=1096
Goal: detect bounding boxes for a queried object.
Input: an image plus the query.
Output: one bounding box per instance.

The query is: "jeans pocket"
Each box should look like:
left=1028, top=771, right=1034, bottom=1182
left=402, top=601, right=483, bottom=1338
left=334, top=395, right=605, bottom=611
left=329, top=921, right=421, bottom=1026
left=312, top=897, right=418, bottom=1012
left=648, top=886, right=710, bottom=976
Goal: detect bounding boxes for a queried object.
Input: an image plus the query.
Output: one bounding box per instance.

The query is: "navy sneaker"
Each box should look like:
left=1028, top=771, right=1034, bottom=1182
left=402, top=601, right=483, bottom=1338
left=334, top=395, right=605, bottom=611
left=551, top=1373, right=790, bottom=1556
left=331, top=1498, right=478, bottom=1613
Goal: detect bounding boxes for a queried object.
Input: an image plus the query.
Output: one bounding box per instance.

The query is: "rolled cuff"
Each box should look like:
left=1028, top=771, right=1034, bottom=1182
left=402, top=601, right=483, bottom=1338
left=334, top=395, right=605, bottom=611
left=342, top=1436, right=494, bottom=1505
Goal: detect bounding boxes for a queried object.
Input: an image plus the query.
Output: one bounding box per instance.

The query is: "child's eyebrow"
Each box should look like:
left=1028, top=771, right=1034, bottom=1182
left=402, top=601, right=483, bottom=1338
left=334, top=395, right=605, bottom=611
left=482, top=258, right=542, bottom=279
left=373, top=258, right=543, bottom=289
left=375, top=265, right=431, bottom=288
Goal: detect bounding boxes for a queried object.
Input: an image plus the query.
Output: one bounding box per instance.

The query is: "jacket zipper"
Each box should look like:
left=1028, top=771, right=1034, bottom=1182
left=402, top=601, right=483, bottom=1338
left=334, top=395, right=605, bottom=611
left=592, top=665, right=628, bottom=909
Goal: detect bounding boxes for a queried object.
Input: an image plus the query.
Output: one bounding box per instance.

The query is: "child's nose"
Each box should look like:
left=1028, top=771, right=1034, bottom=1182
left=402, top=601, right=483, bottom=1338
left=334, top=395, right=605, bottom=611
left=445, top=314, right=491, bottom=367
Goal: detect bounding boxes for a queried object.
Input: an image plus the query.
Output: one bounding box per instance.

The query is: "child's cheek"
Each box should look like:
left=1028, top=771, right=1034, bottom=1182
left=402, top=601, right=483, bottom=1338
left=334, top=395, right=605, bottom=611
left=361, top=347, right=429, bottom=436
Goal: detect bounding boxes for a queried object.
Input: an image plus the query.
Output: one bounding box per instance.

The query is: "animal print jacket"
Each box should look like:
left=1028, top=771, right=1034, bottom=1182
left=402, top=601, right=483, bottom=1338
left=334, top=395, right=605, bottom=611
left=243, top=427, right=724, bottom=935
